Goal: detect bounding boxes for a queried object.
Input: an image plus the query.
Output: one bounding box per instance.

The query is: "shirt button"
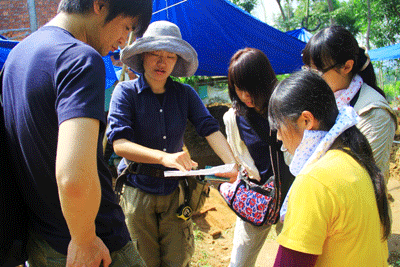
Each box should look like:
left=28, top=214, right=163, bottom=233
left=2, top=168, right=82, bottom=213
left=163, top=148, right=167, bottom=152
left=160, top=109, right=163, bottom=113
left=163, top=136, right=166, bottom=139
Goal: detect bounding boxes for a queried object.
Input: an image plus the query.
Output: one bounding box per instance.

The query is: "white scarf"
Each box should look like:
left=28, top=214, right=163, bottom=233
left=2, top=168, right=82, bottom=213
left=280, top=106, right=361, bottom=221
left=334, top=74, right=363, bottom=109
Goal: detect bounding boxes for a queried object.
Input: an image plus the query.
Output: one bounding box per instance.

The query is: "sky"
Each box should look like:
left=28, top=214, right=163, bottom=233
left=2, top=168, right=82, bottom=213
left=252, top=0, right=283, bottom=25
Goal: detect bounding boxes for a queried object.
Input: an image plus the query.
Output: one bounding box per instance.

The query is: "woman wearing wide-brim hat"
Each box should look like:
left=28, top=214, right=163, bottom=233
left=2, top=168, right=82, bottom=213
left=106, top=20, right=238, bottom=267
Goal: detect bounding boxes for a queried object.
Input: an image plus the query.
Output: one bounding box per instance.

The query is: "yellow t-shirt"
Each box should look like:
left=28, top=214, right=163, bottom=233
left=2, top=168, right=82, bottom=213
left=277, top=150, right=388, bottom=267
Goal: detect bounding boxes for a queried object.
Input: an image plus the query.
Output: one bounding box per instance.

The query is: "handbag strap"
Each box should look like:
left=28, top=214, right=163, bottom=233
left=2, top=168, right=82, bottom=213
left=243, top=111, right=282, bottom=218
left=242, top=111, right=281, bottom=179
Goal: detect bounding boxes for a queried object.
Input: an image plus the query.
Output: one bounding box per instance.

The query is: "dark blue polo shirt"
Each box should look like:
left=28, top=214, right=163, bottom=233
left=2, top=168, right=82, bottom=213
left=2, top=26, right=130, bottom=255
left=107, top=75, right=220, bottom=195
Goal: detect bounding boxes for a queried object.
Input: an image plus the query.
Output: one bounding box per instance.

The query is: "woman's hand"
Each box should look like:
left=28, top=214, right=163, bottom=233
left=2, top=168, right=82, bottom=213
left=214, top=163, right=239, bottom=183
left=161, top=151, right=198, bottom=172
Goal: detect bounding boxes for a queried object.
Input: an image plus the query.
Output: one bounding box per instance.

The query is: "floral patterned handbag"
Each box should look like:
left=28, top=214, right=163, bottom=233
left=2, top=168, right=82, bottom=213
left=218, top=112, right=284, bottom=226
left=218, top=166, right=280, bottom=226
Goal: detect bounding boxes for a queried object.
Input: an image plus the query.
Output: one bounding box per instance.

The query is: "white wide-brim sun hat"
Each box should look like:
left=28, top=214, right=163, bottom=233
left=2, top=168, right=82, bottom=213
left=120, top=20, right=199, bottom=77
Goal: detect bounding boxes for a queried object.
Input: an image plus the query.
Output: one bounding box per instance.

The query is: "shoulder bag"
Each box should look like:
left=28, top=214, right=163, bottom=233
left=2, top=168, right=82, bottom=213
left=218, top=113, right=285, bottom=226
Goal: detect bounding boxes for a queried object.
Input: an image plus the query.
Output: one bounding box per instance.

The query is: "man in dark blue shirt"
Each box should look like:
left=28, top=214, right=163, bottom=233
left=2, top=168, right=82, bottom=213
left=107, top=21, right=238, bottom=267
left=2, top=0, right=152, bottom=266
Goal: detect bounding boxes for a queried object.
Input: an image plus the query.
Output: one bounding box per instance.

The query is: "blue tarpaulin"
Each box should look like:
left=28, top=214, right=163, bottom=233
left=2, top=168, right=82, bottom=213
left=151, top=0, right=306, bottom=75
left=0, top=39, right=19, bottom=70
left=369, top=43, right=400, bottom=61
left=286, top=28, right=312, bottom=43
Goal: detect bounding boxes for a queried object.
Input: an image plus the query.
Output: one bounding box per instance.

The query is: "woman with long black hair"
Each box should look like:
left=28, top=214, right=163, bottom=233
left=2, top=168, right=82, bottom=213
left=302, top=25, right=397, bottom=185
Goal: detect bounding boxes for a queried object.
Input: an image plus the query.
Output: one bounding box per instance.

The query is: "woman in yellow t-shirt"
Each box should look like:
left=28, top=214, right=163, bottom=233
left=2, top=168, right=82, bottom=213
left=269, top=70, right=390, bottom=267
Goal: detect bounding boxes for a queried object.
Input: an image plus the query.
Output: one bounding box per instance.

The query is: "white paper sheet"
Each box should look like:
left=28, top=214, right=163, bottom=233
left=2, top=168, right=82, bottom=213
left=164, top=163, right=236, bottom=177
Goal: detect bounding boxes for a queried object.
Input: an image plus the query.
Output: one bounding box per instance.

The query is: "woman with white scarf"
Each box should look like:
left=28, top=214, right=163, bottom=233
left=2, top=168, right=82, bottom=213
left=270, top=70, right=390, bottom=266
left=302, top=25, right=397, bottom=185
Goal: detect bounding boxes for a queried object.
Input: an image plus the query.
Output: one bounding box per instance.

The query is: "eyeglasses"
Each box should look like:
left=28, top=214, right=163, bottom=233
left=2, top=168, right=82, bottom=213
left=302, top=63, right=340, bottom=76
left=320, top=63, right=341, bottom=74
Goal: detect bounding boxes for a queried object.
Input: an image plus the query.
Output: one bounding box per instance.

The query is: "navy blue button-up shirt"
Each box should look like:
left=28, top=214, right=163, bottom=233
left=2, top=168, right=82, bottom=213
left=107, top=75, right=220, bottom=195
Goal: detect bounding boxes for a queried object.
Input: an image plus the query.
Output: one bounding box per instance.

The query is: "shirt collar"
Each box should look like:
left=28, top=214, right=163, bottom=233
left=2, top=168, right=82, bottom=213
left=137, top=75, right=175, bottom=94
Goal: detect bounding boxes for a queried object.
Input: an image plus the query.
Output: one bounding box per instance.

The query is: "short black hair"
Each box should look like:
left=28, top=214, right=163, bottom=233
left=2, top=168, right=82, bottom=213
left=58, top=0, right=153, bottom=37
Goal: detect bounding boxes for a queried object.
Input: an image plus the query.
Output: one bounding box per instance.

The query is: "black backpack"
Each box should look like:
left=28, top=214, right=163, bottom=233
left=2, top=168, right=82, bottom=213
left=0, top=67, right=29, bottom=266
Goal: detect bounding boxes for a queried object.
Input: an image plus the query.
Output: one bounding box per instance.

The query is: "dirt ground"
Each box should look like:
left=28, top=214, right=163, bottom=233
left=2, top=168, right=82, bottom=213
left=190, top=135, right=400, bottom=267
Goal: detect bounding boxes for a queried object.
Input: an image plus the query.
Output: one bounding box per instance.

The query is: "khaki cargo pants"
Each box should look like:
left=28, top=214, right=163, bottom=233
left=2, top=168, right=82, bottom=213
left=120, top=185, right=194, bottom=267
left=27, top=232, right=146, bottom=267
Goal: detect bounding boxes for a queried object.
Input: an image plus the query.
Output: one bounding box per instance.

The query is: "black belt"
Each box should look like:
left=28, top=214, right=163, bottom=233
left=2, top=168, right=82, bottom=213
left=127, top=162, right=166, bottom=178
left=114, top=162, right=180, bottom=202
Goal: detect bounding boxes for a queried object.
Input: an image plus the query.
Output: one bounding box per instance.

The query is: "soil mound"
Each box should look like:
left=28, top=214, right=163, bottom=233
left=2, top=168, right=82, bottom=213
left=184, top=103, right=231, bottom=169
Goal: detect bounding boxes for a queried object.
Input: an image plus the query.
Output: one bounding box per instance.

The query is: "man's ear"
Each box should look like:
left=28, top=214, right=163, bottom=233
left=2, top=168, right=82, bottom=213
left=93, top=0, right=107, bottom=15
left=301, top=111, right=319, bottom=130
left=342, top=59, right=354, bottom=75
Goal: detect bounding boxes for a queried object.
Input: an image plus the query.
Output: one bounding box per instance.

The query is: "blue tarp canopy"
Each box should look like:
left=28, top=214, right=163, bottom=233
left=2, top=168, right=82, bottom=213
left=286, top=28, right=313, bottom=43
left=369, top=43, right=400, bottom=61
left=0, top=39, right=19, bottom=70
left=151, top=0, right=306, bottom=75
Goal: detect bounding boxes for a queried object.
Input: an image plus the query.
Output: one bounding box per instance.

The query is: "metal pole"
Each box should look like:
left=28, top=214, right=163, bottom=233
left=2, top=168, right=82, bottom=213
left=119, top=32, right=135, bottom=82
left=103, top=32, right=136, bottom=155
left=27, top=0, right=38, bottom=33
left=152, top=0, right=188, bottom=15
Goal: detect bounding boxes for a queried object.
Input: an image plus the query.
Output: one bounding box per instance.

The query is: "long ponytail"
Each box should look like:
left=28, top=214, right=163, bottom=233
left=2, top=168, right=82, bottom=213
left=333, top=126, right=390, bottom=240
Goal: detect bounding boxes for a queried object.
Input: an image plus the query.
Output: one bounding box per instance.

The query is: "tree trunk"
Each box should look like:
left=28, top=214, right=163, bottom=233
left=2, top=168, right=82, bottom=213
left=326, top=0, right=335, bottom=25
left=366, top=0, right=371, bottom=50
left=276, top=0, right=287, bottom=21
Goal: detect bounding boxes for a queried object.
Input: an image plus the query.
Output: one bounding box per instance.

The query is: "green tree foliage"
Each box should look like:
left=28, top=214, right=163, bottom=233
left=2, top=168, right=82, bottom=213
left=171, top=76, right=211, bottom=90
left=353, top=0, right=400, bottom=47
left=228, top=0, right=258, bottom=13
left=350, top=0, right=400, bottom=100
left=331, top=1, right=359, bottom=36
left=272, top=0, right=359, bottom=36
left=272, top=0, right=399, bottom=48
left=270, top=0, right=399, bottom=100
